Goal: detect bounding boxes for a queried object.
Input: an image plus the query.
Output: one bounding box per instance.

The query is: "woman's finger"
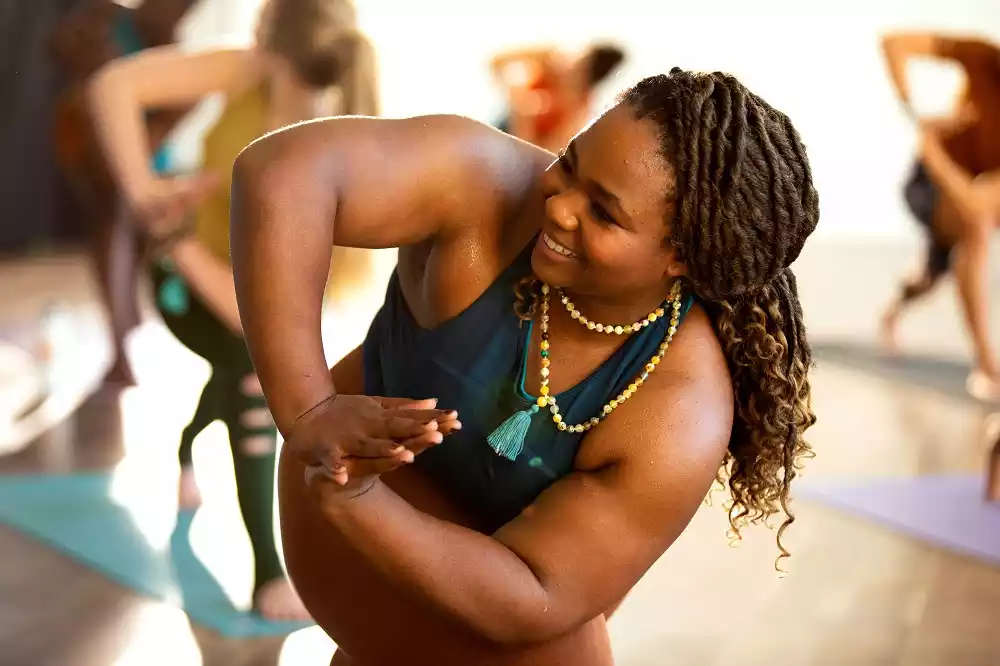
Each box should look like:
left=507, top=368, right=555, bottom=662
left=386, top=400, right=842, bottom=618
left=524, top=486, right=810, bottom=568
left=384, top=415, right=437, bottom=440
left=385, top=408, right=457, bottom=425
left=395, top=430, right=445, bottom=456
left=438, top=419, right=463, bottom=436
left=345, top=452, right=413, bottom=478
left=355, top=437, right=406, bottom=458
left=376, top=396, right=438, bottom=410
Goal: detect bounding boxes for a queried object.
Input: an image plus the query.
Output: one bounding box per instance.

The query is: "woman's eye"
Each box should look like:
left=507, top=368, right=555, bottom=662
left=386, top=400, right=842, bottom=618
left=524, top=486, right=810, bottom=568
left=591, top=203, right=614, bottom=224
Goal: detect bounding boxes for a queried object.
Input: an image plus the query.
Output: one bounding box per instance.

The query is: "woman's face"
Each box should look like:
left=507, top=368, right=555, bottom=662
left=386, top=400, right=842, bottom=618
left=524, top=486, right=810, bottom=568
left=531, top=104, right=685, bottom=301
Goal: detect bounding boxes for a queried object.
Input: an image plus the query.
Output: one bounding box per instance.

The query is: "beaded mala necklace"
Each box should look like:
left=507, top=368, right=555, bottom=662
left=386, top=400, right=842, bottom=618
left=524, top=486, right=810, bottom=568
left=488, top=280, right=684, bottom=461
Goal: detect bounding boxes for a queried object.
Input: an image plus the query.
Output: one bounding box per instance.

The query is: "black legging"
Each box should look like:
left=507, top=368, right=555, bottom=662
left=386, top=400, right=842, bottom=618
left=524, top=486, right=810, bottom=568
left=152, top=263, right=283, bottom=593
left=903, top=160, right=953, bottom=300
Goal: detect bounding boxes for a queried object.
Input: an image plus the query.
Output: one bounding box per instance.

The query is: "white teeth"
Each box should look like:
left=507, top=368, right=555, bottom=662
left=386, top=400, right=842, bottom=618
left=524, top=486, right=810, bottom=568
left=543, top=233, right=577, bottom=258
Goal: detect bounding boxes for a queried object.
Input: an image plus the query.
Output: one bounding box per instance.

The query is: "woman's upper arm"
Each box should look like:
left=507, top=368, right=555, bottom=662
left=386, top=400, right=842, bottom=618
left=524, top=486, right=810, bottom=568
left=493, top=311, right=733, bottom=641
left=229, top=114, right=545, bottom=428
left=233, top=114, right=545, bottom=250
left=90, top=46, right=263, bottom=110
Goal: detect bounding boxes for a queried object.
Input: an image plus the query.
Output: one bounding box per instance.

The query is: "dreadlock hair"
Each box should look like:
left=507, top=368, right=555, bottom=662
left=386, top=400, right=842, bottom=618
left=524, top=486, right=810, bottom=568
left=515, top=67, right=819, bottom=571
left=621, top=67, right=819, bottom=570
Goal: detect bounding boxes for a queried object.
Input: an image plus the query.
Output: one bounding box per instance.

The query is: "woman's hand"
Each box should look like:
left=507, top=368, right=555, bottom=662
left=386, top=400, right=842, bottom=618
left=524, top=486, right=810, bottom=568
left=129, top=172, right=221, bottom=235
left=286, top=394, right=461, bottom=490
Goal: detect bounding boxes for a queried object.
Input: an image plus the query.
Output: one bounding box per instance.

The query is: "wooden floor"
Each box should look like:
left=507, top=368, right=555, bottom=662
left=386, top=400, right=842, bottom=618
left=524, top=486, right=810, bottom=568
left=2, top=244, right=1000, bottom=666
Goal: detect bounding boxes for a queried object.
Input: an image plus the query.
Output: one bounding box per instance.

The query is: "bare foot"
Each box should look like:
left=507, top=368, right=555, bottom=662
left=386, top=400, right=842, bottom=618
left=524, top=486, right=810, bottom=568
left=254, top=577, right=312, bottom=622
left=967, top=369, right=1000, bottom=403
left=177, top=466, right=202, bottom=510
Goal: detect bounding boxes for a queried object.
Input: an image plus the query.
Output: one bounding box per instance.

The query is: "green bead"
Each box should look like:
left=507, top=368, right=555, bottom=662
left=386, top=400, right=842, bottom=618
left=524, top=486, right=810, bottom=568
left=541, top=350, right=549, bottom=358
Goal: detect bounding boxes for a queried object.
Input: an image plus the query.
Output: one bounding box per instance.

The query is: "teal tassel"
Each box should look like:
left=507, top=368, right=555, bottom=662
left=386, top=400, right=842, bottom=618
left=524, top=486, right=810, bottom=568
left=158, top=274, right=190, bottom=316
left=488, top=404, right=539, bottom=461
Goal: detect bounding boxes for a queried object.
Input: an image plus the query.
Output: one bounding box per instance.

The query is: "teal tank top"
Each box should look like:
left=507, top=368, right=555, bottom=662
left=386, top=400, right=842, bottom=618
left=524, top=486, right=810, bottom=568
left=363, top=238, right=694, bottom=530
left=112, top=13, right=173, bottom=174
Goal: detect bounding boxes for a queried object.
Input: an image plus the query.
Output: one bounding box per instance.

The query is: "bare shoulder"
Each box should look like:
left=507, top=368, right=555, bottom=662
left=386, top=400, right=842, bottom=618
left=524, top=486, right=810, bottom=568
left=577, top=300, right=732, bottom=474
left=238, top=114, right=551, bottom=241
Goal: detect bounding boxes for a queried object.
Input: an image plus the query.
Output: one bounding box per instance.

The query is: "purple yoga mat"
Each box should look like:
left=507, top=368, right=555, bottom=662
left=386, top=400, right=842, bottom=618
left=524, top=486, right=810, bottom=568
left=799, top=475, right=1000, bottom=565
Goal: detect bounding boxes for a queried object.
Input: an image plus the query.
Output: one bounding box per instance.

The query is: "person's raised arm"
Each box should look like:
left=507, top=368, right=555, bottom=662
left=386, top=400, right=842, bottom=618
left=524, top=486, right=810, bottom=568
left=229, top=114, right=536, bottom=432
left=881, top=33, right=997, bottom=118
left=88, top=46, right=264, bottom=201
left=882, top=33, right=1000, bottom=225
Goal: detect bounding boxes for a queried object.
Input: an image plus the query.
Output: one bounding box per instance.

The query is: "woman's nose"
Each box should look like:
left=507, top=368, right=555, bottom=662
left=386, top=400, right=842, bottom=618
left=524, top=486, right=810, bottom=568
left=545, top=191, right=582, bottom=232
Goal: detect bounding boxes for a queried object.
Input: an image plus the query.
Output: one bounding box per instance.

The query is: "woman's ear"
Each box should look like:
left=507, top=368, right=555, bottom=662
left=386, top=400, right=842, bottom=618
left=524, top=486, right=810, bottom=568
left=663, top=245, right=687, bottom=280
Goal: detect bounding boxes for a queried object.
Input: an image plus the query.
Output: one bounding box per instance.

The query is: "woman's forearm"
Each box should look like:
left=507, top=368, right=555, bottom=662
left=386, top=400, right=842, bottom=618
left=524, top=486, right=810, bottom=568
left=168, top=238, right=243, bottom=335
left=230, top=131, right=337, bottom=432
left=88, top=64, right=156, bottom=200
left=322, top=480, right=551, bottom=646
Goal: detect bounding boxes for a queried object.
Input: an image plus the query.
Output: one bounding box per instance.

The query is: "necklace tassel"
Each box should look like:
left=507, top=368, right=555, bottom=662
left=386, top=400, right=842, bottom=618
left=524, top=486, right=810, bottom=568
left=488, top=404, right=540, bottom=461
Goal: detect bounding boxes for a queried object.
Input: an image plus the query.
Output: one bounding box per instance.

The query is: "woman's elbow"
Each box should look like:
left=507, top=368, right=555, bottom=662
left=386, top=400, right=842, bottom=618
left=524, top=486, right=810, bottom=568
left=467, top=604, right=582, bottom=649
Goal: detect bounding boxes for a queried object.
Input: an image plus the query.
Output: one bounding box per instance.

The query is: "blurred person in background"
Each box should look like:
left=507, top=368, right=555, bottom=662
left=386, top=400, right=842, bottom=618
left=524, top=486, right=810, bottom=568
left=50, top=0, right=201, bottom=387
left=86, top=0, right=380, bottom=621
left=880, top=33, right=1000, bottom=405
left=492, top=42, right=625, bottom=151
left=230, top=67, right=818, bottom=665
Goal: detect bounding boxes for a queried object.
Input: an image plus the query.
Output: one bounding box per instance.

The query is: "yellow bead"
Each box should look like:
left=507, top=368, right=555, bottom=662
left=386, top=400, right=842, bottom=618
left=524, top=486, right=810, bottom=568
left=623, top=389, right=632, bottom=399
left=636, top=378, right=644, bottom=386
left=628, top=383, right=637, bottom=392
left=571, top=310, right=580, bottom=319
left=624, top=325, right=634, bottom=334
left=603, top=404, right=613, bottom=414
left=557, top=421, right=568, bottom=431
left=648, top=313, right=657, bottom=322
left=541, top=357, right=550, bottom=368
left=610, top=399, right=619, bottom=408
left=537, top=396, right=548, bottom=407
left=645, top=363, right=656, bottom=373
left=552, top=413, right=562, bottom=423
left=655, top=308, right=665, bottom=317
left=540, top=385, right=549, bottom=396
left=651, top=356, right=660, bottom=365
left=540, top=340, right=549, bottom=351
left=614, top=326, right=624, bottom=335
left=587, top=321, right=597, bottom=330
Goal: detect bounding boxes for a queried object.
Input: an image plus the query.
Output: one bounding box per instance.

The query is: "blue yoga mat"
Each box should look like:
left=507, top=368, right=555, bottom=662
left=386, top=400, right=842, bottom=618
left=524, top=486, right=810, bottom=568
left=800, top=474, right=1000, bottom=565
left=0, top=471, right=311, bottom=637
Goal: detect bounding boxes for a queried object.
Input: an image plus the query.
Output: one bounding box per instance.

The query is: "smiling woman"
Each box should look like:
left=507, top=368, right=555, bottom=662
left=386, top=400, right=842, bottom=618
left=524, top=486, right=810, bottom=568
left=230, top=67, right=819, bottom=665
